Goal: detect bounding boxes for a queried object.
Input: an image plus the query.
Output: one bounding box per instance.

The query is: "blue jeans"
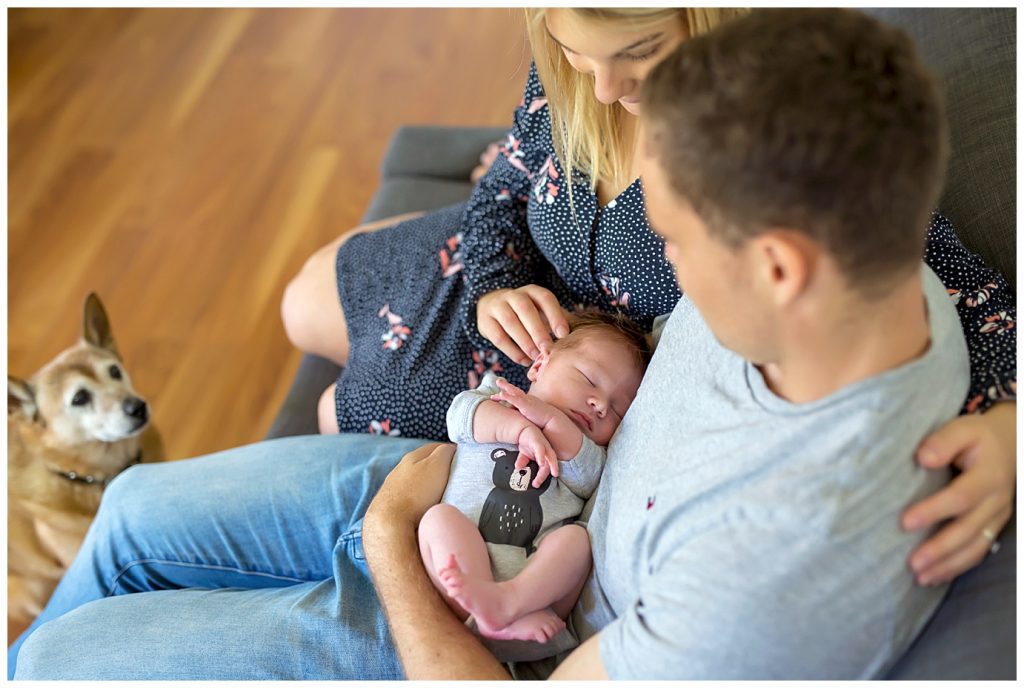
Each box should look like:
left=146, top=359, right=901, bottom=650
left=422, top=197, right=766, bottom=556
left=9, top=433, right=431, bottom=680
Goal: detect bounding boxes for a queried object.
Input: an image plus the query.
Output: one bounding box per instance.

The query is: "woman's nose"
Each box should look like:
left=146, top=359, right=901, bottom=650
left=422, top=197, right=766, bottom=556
left=592, top=63, right=628, bottom=105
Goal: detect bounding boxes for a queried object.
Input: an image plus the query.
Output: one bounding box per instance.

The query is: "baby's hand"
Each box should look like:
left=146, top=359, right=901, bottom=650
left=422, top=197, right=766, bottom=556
left=516, top=424, right=558, bottom=487
left=492, top=378, right=556, bottom=427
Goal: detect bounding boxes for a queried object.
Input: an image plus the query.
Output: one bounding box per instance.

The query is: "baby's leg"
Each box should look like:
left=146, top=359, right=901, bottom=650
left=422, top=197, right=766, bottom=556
left=440, top=524, right=592, bottom=638
left=417, top=504, right=493, bottom=621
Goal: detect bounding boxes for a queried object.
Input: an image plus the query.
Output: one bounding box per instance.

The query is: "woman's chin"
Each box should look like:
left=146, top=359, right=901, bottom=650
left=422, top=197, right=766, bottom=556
left=618, top=99, right=642, bottom=116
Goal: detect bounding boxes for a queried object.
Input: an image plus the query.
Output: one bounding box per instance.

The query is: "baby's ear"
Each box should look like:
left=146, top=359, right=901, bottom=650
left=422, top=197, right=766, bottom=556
left=526, top=350, right=547, bottom=383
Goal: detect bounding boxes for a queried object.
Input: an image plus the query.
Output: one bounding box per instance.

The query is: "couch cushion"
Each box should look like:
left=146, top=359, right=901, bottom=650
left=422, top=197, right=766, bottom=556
left=865, top=8, right=1016, bottom=287
left=885, top=516, right=1016, bottom=679
left=379, top=125, right=507, bottom=181
left=362, top=176, right=474, bottom=223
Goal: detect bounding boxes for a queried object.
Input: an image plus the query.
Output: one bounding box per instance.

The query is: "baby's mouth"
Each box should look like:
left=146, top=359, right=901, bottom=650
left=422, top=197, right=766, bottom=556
left=570, top=410, right=593, bottom=432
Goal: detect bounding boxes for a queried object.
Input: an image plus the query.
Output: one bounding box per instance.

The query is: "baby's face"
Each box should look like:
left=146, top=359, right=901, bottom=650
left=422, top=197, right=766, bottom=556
left=527, top=335, right=645, bottom=445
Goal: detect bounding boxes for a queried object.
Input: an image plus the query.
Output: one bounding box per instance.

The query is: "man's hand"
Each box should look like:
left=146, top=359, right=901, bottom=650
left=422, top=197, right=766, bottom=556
left=364, top=443, right=456, bottom=536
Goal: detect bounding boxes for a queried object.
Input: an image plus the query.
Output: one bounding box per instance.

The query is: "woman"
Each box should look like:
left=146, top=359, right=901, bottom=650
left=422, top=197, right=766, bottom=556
left=282, top=8, right=1016, bottom=585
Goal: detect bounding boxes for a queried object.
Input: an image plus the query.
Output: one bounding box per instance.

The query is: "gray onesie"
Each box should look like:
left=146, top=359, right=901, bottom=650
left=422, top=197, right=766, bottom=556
left=442, top=371, right=606, bottom=583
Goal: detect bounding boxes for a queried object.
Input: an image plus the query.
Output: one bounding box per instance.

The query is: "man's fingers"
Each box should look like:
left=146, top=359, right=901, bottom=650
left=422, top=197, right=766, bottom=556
left=915, top=414, right=980, bottom=470
left=402, top=442, right=450, bottom=463
left=901, top=468, right=987, bottom=531
left=526, top=286, right=570, bottom=339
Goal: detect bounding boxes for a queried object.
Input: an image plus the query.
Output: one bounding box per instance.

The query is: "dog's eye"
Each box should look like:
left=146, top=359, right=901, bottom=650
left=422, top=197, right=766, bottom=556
left=108, top=365, right=122, bottom=380
left=71, top=389, right=92, bottom=407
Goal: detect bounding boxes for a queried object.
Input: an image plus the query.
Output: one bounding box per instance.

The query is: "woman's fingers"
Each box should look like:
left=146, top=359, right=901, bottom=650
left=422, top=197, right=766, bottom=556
left=480, top=314, right=530, bottom=365
left=901, top=465, right=988, bottom=531
left=525, top=285, right=570, bottom=339
left=915, top=413, right=981, bottom=469
left=907, top=491, right=1001, bottom=574
left=912, top=504, right=1011, bottom=585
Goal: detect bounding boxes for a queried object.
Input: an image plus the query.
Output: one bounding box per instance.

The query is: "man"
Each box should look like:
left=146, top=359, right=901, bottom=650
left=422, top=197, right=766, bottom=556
left=361, top=8, right=968, bottom=679
left=13, top=8, right=968, bottom=680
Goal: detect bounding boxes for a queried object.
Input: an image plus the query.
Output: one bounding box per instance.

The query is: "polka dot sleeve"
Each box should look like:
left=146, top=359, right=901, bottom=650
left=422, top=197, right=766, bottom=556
left=459, top=64, right=552, bottom=350
left=924, top=212, right=1017, bottom=414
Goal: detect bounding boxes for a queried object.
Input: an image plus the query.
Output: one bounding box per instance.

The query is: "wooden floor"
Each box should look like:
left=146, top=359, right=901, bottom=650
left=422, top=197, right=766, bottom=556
left=8, top=8, right=528, bottom=460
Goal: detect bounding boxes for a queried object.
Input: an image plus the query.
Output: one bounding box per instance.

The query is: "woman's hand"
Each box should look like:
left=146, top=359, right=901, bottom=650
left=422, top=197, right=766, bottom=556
left=902, top=401, right=1016, bottom=586
left=477, top=286, right=570, bottom=366
left=364, top=443, right=456, bottom=536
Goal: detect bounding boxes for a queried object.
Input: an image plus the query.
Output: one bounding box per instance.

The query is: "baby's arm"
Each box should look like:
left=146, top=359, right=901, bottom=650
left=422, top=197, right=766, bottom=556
left=473, top=398, right=558, bottom=475
left=490, top=378, right=583, bottom=460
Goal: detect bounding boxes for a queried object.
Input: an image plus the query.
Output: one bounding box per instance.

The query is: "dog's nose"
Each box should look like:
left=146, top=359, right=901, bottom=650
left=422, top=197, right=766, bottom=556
left=123, top=397, right=148, bottom=422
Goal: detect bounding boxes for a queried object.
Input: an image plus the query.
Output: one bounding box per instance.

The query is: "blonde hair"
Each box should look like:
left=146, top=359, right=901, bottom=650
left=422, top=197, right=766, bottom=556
left=525, top=8, right=749, bottom=195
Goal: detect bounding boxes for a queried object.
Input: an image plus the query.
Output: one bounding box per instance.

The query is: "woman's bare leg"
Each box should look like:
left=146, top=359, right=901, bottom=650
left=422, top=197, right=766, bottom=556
left=281, top=211, right=425, bottom=366
left=317, top=384, right=340, bottom=434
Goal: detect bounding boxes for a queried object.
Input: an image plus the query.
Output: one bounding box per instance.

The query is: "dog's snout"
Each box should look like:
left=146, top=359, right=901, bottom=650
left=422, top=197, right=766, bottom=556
left=518, top=469, right=527, bottom=477
left=123, top=397, right=148, bottom=422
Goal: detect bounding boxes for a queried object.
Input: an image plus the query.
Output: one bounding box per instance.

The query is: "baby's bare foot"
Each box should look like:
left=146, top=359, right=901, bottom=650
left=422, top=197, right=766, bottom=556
left=437, top=561, right=515, bottom=631
left=480, top=608, right=566, bottom=643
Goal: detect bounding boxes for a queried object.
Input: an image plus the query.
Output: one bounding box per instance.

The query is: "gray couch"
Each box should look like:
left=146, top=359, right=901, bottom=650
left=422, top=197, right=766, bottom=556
left=265, top=8, right=1016, bottom=680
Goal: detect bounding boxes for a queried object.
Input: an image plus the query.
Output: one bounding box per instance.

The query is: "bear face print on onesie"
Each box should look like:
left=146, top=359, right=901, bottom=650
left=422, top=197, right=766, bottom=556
left=478, top=448, right=552, bottom=555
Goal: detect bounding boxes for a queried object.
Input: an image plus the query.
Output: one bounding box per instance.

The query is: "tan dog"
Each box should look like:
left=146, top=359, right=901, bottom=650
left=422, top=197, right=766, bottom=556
left=8, top=293, right=163, bottom=625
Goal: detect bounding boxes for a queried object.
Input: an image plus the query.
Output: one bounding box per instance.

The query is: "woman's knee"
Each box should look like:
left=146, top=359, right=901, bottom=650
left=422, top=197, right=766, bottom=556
left=281, top=237, right=350, bottom=360
left=318, top=384, right=340, bottom=434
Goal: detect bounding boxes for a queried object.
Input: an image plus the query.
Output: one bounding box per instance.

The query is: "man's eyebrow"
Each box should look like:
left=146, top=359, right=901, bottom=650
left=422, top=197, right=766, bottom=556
left=546, top=28, right=665, bottom=57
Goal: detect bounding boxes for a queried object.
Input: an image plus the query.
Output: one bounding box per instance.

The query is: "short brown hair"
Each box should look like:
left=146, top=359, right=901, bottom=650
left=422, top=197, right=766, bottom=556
left=642, top=9, right=948, bottom=295
left=552, top=308, right=652, bottom=371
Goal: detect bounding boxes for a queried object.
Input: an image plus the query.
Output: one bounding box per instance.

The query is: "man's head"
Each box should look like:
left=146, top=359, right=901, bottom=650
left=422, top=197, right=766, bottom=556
left=639, top=9, right=947, bottom=361
left=527, top=309, right=650, bottom=445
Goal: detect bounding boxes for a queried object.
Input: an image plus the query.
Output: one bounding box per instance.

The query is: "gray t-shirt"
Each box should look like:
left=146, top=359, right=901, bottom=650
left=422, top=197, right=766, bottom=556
left=515, top=266, right=969, bottom=679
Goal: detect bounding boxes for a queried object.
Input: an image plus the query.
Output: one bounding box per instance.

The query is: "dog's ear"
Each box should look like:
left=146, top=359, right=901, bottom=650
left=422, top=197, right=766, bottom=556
left=8, top=375, right=38, bottom=421
left=82, top=292, right=120, bottom=358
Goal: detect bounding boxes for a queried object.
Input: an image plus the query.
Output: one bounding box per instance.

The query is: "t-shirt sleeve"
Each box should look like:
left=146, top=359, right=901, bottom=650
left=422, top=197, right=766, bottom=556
left=597, top=509, right=943, bottom=680
left=557, top=436, right=606, bottom=499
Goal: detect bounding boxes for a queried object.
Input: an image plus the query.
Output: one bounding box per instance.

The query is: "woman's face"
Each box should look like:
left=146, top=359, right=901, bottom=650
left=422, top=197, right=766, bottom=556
left=544, top=10, right=687, bottom=116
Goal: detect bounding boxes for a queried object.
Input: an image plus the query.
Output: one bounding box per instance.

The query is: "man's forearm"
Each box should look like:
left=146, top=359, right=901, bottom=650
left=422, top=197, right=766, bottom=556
left=364, top=522, right=511, bottom=680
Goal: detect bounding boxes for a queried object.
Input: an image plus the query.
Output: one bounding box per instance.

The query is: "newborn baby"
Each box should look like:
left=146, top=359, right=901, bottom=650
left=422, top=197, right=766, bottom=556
left=418, top=309, right=650, bottom=660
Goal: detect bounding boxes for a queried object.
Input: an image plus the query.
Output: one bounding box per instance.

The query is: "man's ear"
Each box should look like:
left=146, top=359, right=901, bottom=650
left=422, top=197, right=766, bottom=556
left=526, top=350, right=549, bottom=383
left=8, top=375, right=38, bottom=421
left=749, top=230, right=818, bottom=307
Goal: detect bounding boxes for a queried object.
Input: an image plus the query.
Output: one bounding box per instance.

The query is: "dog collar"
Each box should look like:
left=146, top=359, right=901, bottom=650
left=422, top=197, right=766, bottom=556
left=50, top=450, right=142, bottom=487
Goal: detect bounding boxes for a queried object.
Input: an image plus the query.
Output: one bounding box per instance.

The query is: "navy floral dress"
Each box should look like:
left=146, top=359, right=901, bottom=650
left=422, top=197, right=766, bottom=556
left=335, top=64, right=1016, bottom=441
